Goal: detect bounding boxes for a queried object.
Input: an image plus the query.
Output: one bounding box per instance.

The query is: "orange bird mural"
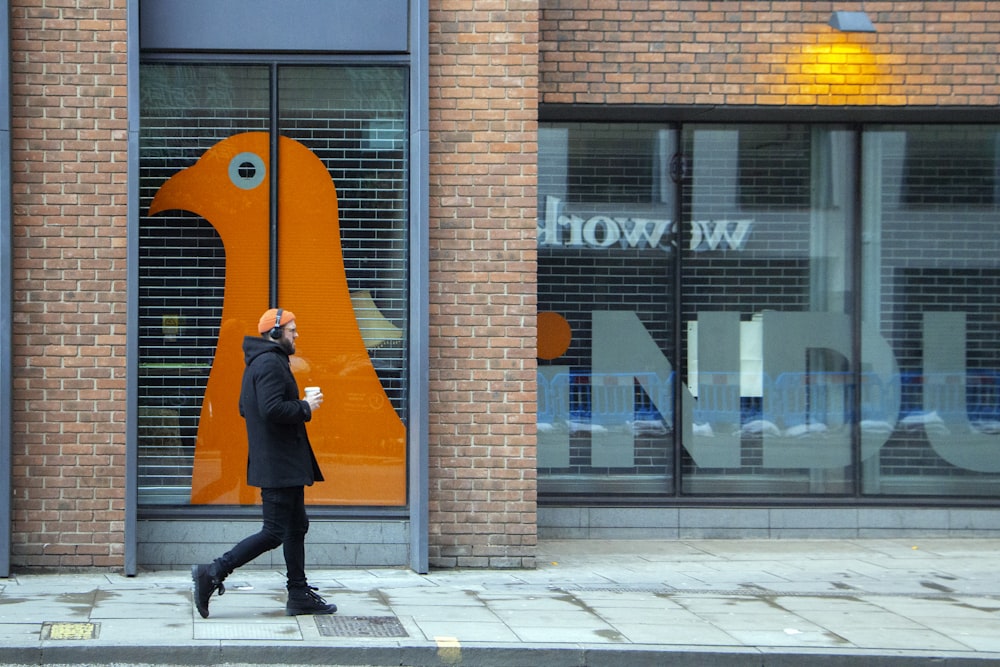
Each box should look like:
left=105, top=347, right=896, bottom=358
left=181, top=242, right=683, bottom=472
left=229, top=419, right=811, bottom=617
left=148, top=132, right=407, bottom=506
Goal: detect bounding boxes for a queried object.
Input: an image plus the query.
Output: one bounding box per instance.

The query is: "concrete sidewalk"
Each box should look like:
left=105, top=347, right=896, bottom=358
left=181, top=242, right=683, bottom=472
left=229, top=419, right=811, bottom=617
left=1, top=538, right=999, bottom=666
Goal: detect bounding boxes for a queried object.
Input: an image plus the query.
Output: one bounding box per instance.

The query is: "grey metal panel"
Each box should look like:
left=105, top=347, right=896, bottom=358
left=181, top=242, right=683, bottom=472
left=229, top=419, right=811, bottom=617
left=137, top=519, right=410, bottom=568
left=407, top=0, right=429, bottom=575
left=0, top=0, right=12, bottom=578
left=125, top=0, right=141, bottom=576
left=538, top=507, right=1000, bottom=540
left=140, top=0, right=409, bottom=53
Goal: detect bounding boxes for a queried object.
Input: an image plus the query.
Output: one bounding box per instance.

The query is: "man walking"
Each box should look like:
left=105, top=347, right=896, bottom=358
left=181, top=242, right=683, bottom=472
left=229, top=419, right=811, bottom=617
left=192, top=307, right=337, bottom=618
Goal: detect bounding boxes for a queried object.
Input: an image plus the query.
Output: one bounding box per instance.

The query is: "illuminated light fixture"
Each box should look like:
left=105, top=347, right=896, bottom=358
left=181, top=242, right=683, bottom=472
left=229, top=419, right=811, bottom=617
left=828, top=10, right=876, bottom=33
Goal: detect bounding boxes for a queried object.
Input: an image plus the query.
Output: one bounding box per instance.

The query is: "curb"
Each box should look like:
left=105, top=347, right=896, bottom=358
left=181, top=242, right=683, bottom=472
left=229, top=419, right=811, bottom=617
left=2, top=643, right=998, bottom=667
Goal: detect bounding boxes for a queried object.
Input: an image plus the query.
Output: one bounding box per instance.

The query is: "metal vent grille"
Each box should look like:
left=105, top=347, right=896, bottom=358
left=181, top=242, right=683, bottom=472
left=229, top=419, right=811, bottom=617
left=314, top=615, right=408, bottom=638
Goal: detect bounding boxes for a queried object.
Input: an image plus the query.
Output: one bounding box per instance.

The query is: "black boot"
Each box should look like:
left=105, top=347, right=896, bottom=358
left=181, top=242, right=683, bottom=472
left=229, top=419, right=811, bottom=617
left=286, top=585, right=337, bottom=616
left=191, top=562, right=227, bottom=619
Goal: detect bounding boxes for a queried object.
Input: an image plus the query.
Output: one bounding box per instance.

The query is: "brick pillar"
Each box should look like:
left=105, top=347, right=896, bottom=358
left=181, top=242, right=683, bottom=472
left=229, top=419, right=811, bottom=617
left=427, top=0, right=540, bottom=568
left=9, top=0, right=128, bottom=568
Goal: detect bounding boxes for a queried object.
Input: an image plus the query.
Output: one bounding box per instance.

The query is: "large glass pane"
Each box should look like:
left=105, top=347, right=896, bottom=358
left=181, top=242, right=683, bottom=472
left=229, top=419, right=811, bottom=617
left=862, top=125, right=1000, bottom=497
left=680, top=125, right=857, bottom=495
left=537, top=123, right=677, bottom=496
left=138, top=64, right=409, bottom=506
left=139, top=64, right=270, bottom=505
left=278, top=66, right=409, bottom=507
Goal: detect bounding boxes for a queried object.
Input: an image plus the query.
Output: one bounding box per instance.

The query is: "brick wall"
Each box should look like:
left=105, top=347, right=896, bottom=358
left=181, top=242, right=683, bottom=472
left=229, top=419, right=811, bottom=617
left=427, top=0, right=540, bottom=567
left=540, top=1, right=1000, bottom=106
left=15, top=0, right=995, bottom=571
left=9, top=0, right=129, bottom=568
left=7, top=0, right=542, bottom=571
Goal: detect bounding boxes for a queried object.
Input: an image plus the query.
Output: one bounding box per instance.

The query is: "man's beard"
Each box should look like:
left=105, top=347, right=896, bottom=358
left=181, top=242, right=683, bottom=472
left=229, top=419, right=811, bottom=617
left=279, top=337, right=295, bottom=355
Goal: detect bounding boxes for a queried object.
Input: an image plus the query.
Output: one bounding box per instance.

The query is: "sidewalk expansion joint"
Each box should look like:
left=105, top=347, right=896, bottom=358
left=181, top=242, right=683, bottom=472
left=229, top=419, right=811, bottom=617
left=561, top=585, right=1000, bottom=600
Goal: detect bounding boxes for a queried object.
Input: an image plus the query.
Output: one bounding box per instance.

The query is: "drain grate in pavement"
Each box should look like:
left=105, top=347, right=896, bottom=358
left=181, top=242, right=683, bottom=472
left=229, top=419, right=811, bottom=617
left=193, top=622, right=301, bottom=641
left=315, top=615, right=408, bottom=638
left=41, top=622, right=99, bottom=640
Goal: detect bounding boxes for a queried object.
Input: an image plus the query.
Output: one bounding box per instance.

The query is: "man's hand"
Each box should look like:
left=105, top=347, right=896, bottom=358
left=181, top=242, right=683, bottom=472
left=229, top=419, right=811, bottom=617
left=305, top=391, right=323, bottom=412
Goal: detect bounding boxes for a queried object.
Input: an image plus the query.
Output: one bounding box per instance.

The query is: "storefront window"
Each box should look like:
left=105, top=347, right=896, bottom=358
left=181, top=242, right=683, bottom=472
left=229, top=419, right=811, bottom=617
left=538, top=120, right=1000, bottom=500
left=537, top=124, right=678, bottom=495
left=862, top=126, right=1000, bottom=496
left=681, top=125, right=857, bottom=495
left=138, top=63, right=409, bottom=506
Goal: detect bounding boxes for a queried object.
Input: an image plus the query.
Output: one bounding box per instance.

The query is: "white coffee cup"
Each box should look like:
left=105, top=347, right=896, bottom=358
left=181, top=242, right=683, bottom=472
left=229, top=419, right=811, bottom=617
left=304, top=386, right=321, bottom=398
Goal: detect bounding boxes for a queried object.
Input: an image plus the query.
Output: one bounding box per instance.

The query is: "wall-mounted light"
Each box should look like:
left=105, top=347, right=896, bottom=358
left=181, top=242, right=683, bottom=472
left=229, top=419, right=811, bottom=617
left=829, top=10, right=876, bottom=33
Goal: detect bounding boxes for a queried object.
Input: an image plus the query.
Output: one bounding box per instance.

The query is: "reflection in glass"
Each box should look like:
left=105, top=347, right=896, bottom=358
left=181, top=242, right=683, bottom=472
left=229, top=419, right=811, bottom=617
left=537, top=124, right=677, bottom=496
left=862, top=126, right=1000, bottom=496
left=138, top=64, right=409, bottom=506
left=681, top=125, right=857, bottom=495
left=537, top=121, right=1000, bottom=500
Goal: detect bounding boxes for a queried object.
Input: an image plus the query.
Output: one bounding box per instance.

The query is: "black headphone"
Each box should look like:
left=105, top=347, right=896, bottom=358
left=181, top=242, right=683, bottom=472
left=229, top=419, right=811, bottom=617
left=268, top=308, right=284, bottom=339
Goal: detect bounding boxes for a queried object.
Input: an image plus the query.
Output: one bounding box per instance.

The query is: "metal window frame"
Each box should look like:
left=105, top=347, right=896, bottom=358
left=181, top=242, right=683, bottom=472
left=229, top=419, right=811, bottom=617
left=126, top=0, right=140, bottom=576
left=539, top=104, right=1000, bottom=125
left=0, top=0, right=12, bottom=578
left=408, top=0, right=430, bottom=576
left=126, top=0, right=429, bottom=575
left=537, top=106, right=1000, bottom=509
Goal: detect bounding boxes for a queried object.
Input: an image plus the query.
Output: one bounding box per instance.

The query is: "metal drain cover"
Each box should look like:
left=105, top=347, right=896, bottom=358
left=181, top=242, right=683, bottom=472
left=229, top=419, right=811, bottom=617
left=315, top=615, right=408, bottom=638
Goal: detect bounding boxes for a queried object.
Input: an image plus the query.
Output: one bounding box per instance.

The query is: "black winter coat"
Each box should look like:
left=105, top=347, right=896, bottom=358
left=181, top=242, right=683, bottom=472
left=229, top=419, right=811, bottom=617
left=239, top=335, right=324, bottom=489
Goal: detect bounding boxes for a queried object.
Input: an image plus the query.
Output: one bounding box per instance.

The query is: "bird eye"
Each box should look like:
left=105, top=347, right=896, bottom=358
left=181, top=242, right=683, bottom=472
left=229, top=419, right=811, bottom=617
left=228, top=152, right=266, bottom=190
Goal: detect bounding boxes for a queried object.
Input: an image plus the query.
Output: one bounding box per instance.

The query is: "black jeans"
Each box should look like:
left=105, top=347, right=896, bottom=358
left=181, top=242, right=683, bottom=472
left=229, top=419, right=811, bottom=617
left=217, top=486, right=309, bottom=589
